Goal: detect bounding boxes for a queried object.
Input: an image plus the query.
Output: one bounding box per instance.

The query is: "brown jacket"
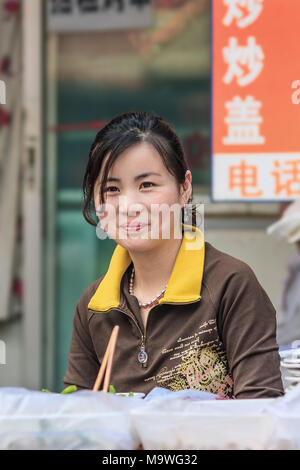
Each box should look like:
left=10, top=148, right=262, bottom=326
left=63, top=224, right=284, bottom=399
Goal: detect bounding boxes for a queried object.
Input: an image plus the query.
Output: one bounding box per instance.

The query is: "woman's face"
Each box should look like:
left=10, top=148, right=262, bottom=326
left=93, top=141, right=192, bottom=252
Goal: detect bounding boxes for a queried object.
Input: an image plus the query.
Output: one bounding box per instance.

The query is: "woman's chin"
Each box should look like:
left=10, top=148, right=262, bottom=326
left=116, top=233, right=160, bottom=251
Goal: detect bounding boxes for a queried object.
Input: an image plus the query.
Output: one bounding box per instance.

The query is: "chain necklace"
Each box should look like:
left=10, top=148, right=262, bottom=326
left=129, top=265, right=167, bottom=309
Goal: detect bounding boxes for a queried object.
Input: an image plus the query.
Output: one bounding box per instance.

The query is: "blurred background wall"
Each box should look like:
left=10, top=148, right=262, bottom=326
left=0, top=0, right=294, bottom=392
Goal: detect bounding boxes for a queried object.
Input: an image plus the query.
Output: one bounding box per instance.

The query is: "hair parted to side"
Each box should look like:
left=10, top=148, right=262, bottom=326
left=82, top=110, right=198, bottom=229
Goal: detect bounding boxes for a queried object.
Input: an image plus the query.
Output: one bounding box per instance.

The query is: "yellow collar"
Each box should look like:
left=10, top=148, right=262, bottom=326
left=88, top=223, right=205, bottom=312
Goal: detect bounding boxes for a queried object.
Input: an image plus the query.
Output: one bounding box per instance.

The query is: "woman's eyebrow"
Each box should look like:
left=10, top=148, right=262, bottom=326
left=107, top=172, right=162, bottom=183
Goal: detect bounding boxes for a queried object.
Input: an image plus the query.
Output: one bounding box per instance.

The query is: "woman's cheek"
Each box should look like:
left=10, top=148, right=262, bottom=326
left=151, top=189, right=180, bottom=206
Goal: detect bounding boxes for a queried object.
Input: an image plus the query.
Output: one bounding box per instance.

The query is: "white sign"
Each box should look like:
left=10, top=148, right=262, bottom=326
left=213, top=153, right=300, bottom=200
left=47, top=0, right=153, bottom=32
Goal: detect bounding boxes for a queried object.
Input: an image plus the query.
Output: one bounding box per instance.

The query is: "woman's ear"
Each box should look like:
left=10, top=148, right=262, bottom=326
left=180, top=170, right=193, bottom=207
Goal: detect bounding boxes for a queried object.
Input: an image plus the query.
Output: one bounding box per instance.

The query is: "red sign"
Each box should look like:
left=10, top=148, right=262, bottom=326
left=212, top=0, right=300, bottom=201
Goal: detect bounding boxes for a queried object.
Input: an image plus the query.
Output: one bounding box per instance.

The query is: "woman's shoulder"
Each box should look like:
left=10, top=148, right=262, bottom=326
left=204, top=240, right=254, bottom=277
left=203, top=240, right=263, bottom=299
left=203, top=240, right=275, bottom=319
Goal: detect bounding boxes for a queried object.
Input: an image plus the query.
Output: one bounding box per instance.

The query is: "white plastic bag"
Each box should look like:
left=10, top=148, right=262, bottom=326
left=131, top=396, right=277, bottom=450
left=0, top=387, right=144, bottom=450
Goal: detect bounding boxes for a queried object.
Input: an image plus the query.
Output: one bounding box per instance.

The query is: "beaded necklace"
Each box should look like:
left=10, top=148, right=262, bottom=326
left=129, top=265, right=167, bottom=309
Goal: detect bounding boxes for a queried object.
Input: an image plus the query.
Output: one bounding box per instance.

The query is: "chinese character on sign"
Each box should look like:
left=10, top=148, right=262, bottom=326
left=130, top=0, right=151, bottom=8
left=101, top=0, right=125, bottom=12
left=229, top=159, right=263, bottom=197
left=51, top=0, right=72, bottom=14
left=77, top=0, right=99, bottom=13
left=223, top=95, right=265, bottom=145
left=223, top=0, right=263, bottom=28
left=271, top=160, right=300, bottom=197
left=223, top=36, right=264, bottom=86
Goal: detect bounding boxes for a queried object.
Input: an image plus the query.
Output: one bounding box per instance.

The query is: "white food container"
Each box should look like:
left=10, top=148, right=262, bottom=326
left=0, top=387, right=144, bottom=450
left=130, top=397, right=277, bottom=450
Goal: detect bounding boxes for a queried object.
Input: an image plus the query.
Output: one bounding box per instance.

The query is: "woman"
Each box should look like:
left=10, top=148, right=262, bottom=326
left=63, top=111, right=284, bottom=399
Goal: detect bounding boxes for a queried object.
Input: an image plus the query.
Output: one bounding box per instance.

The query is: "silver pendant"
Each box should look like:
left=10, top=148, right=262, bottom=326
left=138, top=345, right=148, bottom=364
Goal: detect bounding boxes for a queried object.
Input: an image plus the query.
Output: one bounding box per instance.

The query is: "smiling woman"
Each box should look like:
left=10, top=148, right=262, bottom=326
left=63, top=111, right=284, bottom=399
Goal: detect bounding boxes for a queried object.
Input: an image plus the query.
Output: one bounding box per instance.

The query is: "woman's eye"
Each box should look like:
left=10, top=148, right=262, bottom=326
left=104, top=182, right=154, bottom=192
left=105, top=186, right=119, bottom=193
left=141, top=182, right=155, bottom=188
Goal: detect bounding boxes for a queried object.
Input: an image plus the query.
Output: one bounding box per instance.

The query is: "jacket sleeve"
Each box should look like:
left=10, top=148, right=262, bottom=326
left=62, top=298, right=100, bottom=392
left=217, top=265, right=285, bottom=399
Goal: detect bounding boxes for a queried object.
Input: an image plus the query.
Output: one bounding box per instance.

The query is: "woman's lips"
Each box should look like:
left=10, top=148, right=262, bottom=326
left=120, top=223, right=147, bottom=232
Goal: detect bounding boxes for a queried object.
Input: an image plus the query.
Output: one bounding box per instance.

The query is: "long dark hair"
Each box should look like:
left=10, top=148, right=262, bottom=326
left=82, top=111, right=197, bottom=228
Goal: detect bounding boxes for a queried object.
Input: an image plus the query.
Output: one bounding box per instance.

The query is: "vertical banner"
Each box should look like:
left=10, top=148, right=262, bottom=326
left=212, top=0, right=300, bottom=201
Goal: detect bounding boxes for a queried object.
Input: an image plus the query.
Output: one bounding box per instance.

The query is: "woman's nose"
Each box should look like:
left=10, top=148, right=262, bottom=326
left=118, top=195, right=148, bottom=222
left=118, top=193, right=142, bottom=213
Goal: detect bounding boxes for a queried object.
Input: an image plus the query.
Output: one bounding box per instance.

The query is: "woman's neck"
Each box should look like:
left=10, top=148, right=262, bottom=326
left=128, top=235, right=183, bottom=298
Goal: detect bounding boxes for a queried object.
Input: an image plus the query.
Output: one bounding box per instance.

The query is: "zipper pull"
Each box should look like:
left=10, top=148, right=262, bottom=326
left=138, top=338, right=148, bottom=368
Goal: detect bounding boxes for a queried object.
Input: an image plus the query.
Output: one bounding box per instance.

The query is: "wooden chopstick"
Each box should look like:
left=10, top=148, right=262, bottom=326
left=102, top=325, right=119, bottom=393
left=92, top=325, right=119, bottom=392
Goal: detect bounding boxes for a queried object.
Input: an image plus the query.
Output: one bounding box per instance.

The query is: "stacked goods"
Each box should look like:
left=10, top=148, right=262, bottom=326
left=280, top=350, right=300, bottom=392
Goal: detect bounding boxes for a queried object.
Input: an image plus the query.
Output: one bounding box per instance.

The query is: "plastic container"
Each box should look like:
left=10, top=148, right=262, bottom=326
left=0, top=387, right=144, bottom=450
left=130, top=396, right=277, bottom=450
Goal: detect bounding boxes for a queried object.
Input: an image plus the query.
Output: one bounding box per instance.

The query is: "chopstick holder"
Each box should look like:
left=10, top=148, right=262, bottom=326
left=92, top=325, right=119, bottom=393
